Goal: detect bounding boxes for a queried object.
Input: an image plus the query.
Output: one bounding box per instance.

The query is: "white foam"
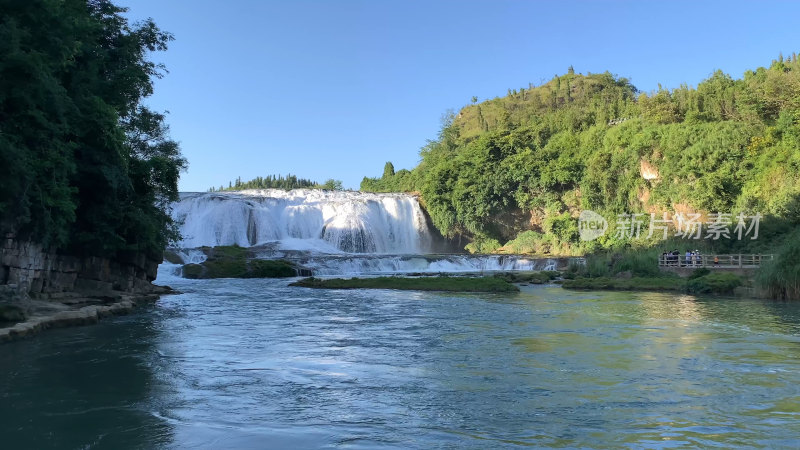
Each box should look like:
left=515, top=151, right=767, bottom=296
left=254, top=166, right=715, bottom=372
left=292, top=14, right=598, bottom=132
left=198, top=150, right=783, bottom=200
left=171, top=190, right=432, bottom=254
left=299, top=254, right=560, bottom=276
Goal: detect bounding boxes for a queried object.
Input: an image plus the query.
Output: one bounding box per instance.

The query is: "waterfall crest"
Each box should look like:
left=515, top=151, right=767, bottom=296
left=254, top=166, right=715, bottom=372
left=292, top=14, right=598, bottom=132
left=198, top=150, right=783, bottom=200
left=172, top=190, right=433, bottom=254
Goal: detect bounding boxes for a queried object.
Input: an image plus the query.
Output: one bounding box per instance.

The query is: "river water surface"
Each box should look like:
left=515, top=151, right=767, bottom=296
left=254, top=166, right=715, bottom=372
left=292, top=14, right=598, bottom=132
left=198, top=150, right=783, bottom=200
left=3, top=271, right=800, bottom=448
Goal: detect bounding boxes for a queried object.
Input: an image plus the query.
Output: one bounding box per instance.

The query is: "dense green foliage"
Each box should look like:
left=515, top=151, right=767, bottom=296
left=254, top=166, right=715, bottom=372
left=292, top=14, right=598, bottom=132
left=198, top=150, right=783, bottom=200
left=756, top=228, right=800, bottom=299
left=290, top=276, right=519, bottom=292
left=361, top=58, right=800, bottom=261
left=686, top=272, right=743, bottom=294
left=567, top=247, right=665, bottom=278
left=562, top=247, right=745, bottom=294
left=209, top=174, right=344, bottom=192
left=0, top=0, right=185, bottom=259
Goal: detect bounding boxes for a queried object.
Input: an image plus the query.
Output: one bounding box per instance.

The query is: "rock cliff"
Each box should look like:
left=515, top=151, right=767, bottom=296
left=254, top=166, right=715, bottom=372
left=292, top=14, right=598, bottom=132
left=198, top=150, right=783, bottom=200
left=2, top=234, right=159, bottom=299
left=1, top=233, right=166, bottom=335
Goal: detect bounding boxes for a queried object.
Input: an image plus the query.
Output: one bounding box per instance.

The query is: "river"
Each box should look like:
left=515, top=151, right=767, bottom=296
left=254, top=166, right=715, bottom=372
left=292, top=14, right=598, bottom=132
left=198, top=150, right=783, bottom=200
left=2, top=269, right=800, bottom=448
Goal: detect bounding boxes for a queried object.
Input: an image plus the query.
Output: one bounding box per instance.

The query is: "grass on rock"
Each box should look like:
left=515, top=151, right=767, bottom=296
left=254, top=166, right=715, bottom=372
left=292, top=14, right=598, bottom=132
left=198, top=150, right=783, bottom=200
left=290, top=276, right=519, bottom=292
left=562, top=271, right=744, bottom=295
left=181, top=245, right=297, bottom=279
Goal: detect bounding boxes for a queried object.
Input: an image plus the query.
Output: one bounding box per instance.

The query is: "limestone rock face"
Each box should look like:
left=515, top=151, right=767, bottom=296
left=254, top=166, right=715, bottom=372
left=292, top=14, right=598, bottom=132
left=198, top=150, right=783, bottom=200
left=640, top=160, right=660, bottom=180
left=1, top=234, right=161, bottom=298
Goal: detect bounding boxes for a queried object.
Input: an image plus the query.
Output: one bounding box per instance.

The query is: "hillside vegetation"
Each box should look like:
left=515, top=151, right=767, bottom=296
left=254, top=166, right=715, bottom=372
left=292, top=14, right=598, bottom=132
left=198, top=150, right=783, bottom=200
left=361, top=58, right=800, bottom=298
left=362, top=59, right=800, bottom=253
left=208, top=174, right=344, bottom=192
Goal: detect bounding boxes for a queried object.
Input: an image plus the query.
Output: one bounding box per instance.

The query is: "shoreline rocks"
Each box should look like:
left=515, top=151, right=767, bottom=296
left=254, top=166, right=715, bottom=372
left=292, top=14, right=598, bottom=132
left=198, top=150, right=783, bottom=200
left=2, top=237, right=161, bottom=296
left=1, top=234, right=174, bottom=342
left=0, top=285, right=175, bottom=344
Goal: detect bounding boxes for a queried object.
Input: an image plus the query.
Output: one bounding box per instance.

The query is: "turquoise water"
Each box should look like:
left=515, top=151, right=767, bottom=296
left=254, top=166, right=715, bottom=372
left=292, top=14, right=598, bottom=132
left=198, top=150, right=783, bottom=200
left=2, top=275, right=800, bottom=448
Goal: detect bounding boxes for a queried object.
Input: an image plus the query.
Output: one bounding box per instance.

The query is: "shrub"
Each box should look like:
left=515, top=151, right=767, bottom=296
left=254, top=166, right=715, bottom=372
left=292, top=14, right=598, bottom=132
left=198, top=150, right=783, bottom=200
left=248, top=260, right=297, bottom=278
left=613, top=250, right=661, bottom=277
left=756, top=228, right=800, bottom=300
left=465, top=237, right=502, bottom=254
left=503, top=230, right=545, bottom=254
left=582, top=254, right=612, bottom=277
left=688, top=268, right=711, bottom=280
left=686, top=273, right=743, bottom=294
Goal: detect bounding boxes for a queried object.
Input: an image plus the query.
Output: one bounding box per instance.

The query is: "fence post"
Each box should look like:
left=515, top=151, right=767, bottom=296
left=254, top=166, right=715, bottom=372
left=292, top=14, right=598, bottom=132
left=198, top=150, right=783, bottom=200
left=738, top=254, right=742, bottom=268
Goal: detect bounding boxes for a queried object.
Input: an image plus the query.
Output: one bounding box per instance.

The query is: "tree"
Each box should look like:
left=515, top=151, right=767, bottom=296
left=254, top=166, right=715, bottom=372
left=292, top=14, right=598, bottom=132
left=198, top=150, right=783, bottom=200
left=0, top=0, right=186, bottom=258
left=0, top=0, right=79, bottom=247
left=382, top=162, right=395, bottom=179
left=319, top=179, right=343, bottom=190
left=210, top=173, right=321, bottom=191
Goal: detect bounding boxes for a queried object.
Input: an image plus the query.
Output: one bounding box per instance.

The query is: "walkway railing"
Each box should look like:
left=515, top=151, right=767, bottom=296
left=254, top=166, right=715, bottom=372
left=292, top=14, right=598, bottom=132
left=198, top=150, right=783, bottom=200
left=658, top=254, right=774, bottom=269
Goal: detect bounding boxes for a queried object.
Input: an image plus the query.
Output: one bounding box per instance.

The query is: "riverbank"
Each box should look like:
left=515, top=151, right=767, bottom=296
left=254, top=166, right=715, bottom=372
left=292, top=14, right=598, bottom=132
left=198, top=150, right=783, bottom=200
left=0, top=285, right=175, bottom=343
left=561, top=271, right=746, bottom=295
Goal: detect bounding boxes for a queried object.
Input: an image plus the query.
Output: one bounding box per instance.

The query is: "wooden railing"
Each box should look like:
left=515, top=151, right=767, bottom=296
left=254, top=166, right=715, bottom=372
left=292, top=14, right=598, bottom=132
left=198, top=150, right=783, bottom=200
left=658, top=254, right=773, bottom=269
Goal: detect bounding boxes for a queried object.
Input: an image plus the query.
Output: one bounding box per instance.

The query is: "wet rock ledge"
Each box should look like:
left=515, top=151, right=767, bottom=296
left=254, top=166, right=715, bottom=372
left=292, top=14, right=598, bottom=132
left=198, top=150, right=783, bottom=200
left=1, top=235, right=175, bottom=343
left=0, top=285, right=174, bottom=343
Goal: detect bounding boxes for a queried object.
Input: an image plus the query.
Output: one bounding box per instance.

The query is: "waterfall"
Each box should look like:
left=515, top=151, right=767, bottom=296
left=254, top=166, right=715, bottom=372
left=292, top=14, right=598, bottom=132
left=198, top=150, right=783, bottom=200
left=168, top=189, right=568, bottom=276
left=171, top=190, right=433, bottom=254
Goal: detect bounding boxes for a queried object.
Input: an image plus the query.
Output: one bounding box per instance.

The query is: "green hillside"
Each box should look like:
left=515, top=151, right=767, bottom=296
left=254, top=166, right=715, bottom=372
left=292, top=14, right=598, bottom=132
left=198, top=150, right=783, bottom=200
left=363, top=58, right=800, bottom=251
left=361, top=57, right=800, bottom=297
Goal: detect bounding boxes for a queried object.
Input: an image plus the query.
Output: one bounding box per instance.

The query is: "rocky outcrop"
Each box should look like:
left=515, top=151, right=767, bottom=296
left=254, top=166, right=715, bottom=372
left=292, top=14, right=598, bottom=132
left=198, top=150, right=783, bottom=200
left=1, top=234, right=169, bottom=339
left=2, top=234, right=160, bottom=299
left=640, top=159, right=660, bottom=180
left=178, top=245, right=309, bottom=279
left=0, top=290, right=169, bottom=343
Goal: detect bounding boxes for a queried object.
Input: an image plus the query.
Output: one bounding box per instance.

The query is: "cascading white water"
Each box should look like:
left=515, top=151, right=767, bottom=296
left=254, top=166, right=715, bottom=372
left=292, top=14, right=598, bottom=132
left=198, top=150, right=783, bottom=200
left=172, top=190, right=433, bottom=254
left=163, top=246, right=564, bottom=277
left=298, top=254, right=561, bottom=276
left=167, top=189, right=568, bottom=276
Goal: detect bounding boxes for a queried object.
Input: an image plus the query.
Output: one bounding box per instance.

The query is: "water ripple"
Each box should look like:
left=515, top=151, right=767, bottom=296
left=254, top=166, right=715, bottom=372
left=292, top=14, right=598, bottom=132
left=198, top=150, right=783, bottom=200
left=2, top=280, right=800, bottom=448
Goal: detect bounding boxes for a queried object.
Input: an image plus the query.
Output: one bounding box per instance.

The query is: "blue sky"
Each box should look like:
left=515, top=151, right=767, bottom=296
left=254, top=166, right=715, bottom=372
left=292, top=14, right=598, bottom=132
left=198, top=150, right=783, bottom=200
left=124, top=1, right=800, bottom=192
